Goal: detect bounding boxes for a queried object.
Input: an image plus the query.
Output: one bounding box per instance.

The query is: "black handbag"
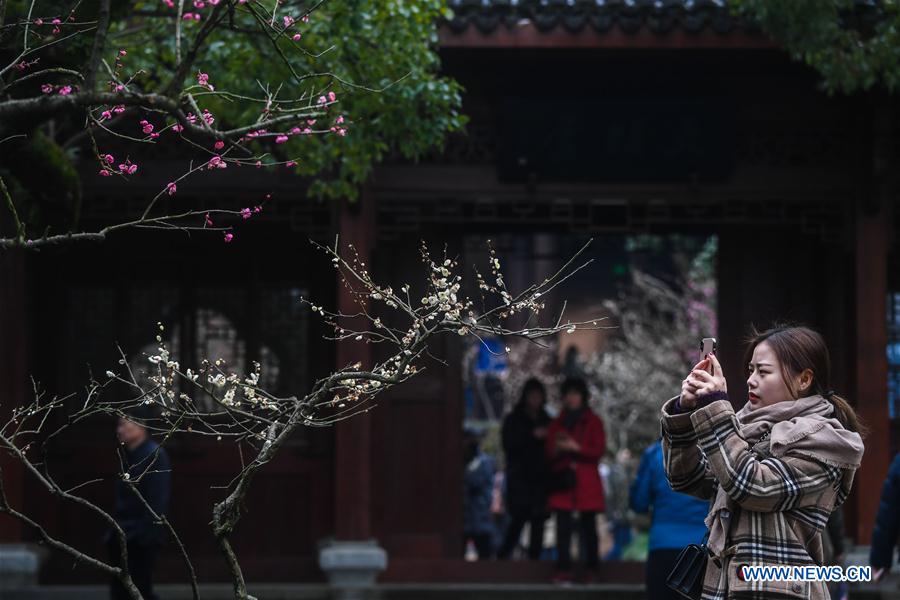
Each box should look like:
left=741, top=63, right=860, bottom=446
left=666, top=528, right=710, bottom=600
left=545, top=466, right=576, bottom=493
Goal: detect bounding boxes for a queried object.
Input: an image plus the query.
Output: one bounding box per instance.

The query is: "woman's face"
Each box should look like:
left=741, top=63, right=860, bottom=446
left=746, top=341, right=811, bottom=408
left=563, top=389, right=584, bottom=411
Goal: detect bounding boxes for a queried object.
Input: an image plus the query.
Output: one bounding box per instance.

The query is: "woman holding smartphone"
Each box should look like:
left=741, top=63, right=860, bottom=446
left=661, top=325, right=865, bottom=599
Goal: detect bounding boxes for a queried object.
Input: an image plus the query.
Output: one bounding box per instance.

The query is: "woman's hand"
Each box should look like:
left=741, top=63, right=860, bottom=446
left=680, top=354, right=727, bottom=409
left=555, top=433, right=580, bottom=453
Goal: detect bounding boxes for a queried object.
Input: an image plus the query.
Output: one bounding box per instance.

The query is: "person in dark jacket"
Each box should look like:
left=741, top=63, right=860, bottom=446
left=630, top=439, right=708, bottom=600
left=463, top=427, right=496, bottom=559
left=108, top=408, right=171, bottom=600
left=871, top=452, right=900, bottom=582
left=546, top=377, right=606, bottom=583
left=497, top=378, right=551, bottom=560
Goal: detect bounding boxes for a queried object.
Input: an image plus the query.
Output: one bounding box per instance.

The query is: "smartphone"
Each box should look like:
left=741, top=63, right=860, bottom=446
left=700, top=337, right=717, bottom=361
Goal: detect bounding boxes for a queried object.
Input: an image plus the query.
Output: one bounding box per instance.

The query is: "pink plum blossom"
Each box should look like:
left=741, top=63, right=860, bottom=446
left=205, top=213, right=214, bottom=227
left=99, top=169, right=111, bottom=177
left=197, top=72, right=210, bottom=87
left=328, top=91, right=336, bottom=102
left=285, top=160, right=297, bottom=167
left=172, top=124, right=184, bottom=132
left=240, top=208, right=252, bottom=219
left=292, top=33, right=302, bottom=41
left=140, top=120, right=154, bottom=134
left=41, top=83, right=53, bottom=94
left=275, top=135, right=289, bottom=144
left=336, top=115, right=345, bottom=124
left=118, top=161, right=138, bottom=175
left=113, top=105, right=125, bottom=113
left=214, top=140, right=224, bottom=150
left=33, top=18, right=43, bottom=26
left=166, top=182, right=177, bottom=196
left=118, top=49, right=127, bottom=56
left=103, top=154, right=114, bottom=164
left=302, top=14, right=309, bottom=23
left=283, top=15, right=295, bottom=27
left=224, top=233, right=233, bottom=243
left=100, top=110, right=112, bottom=120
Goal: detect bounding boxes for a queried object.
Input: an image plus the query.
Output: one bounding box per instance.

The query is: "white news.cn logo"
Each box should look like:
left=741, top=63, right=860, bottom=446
left=740, top=564, right=872, bottom=583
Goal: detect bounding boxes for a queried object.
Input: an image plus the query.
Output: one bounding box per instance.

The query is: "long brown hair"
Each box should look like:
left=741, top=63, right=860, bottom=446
left=743, top=324, right=868, bottom=437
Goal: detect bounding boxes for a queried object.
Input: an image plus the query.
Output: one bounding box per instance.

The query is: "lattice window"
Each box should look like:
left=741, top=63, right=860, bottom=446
left=65, top=284, right=308, bottom=417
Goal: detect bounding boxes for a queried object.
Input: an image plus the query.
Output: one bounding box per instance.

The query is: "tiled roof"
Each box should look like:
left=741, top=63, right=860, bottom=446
left=445, top=0, right=746, bottom=35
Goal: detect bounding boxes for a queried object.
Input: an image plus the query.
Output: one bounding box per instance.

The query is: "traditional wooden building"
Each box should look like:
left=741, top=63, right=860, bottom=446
left=0, top=0, right=897, bottom=586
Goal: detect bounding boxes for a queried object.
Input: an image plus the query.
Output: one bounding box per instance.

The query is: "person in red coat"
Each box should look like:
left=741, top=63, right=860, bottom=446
left=546, top=377, right=606, bottom=582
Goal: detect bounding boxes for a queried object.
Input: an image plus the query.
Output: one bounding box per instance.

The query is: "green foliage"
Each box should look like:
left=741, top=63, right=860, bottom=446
left=731, top=0, right=900, bottom=94
left=116, top=0, right=466, bottom=200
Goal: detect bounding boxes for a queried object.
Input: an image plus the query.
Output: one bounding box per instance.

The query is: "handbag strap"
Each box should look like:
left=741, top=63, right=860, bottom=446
left=700, top=527, right=710, bottom=548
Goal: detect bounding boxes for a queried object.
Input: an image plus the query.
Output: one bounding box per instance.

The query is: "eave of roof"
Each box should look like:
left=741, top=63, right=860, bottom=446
left=446, top=0, right=748, bottom=34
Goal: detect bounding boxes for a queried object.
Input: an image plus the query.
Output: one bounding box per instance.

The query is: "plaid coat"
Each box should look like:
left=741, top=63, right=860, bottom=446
left=661, top=397, right=859, bottom=600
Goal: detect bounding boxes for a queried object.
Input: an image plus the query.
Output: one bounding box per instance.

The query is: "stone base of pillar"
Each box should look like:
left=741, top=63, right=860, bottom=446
left=318, top=539, right=387, bottom=600
left=0, top=544, right=43, bottom=590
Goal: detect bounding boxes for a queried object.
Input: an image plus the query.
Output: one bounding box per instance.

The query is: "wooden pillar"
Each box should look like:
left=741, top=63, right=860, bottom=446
left=334, top=193, right=376, bottom=540
left=852, top=197, right=891, bottom=545
left=0, top=249, right=27, bottom=542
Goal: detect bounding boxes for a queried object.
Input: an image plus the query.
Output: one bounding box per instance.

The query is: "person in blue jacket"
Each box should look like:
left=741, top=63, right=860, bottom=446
left=630, top=439, right=709, bottom=600
left=870, top=452, right=900, bottom=581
